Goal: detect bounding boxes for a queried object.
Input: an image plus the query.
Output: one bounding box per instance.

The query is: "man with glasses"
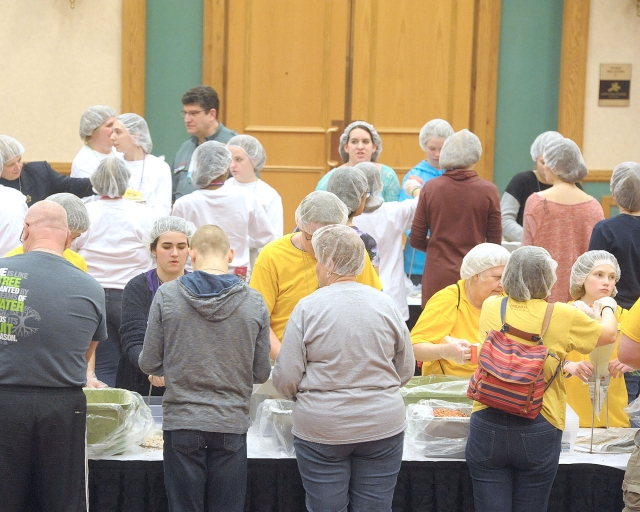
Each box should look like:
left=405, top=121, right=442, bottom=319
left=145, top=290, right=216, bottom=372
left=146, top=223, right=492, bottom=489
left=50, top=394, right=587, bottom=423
left=172, top=86, right=237, bottom=201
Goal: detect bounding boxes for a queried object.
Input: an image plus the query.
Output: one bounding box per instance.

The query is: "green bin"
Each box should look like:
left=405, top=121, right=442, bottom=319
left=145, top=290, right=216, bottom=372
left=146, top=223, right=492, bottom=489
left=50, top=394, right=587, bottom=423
left=83, top=388, right=137, bottom=445
left=401, top=375, right=472, bottom=405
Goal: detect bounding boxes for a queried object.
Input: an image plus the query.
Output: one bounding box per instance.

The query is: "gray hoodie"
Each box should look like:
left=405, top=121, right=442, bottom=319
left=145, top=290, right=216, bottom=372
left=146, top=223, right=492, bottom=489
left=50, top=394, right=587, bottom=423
left=139, top=272, right=271, bottom=433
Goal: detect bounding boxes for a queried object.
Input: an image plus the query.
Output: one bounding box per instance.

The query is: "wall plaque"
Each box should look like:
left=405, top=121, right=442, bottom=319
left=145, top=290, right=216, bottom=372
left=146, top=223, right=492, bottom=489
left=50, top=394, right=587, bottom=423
left=599, top=63, right=631, bottom=106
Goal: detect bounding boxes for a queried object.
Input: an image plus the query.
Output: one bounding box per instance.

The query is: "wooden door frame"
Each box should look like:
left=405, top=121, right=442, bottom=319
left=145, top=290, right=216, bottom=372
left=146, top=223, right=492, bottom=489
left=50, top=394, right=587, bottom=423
left=202, top=0, right=503, bottom=181
left=121, top=0, right=147, bottom=115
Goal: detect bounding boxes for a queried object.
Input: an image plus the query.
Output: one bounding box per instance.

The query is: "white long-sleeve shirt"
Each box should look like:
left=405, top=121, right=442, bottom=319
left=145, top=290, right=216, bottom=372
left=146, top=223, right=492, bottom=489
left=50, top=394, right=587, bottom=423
left=356, top=198, right=418, bottom=319
left=172, top=187, right=278, bottom=272
left=0, top=186, right=28, bottom=257
left=122, top=154, right=172, bottom=216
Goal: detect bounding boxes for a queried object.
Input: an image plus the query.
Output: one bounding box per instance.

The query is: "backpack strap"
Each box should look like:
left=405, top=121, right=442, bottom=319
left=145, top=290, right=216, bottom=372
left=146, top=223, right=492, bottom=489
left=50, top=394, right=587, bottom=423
left=456, top=282, right=461, bottom=310
left=501, top=299, right=554, bottom=343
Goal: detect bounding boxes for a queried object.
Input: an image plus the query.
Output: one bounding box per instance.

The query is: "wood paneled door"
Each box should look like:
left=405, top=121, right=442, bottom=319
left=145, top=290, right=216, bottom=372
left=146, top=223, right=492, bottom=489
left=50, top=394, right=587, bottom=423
left=204, top=0, right=501, bottom=233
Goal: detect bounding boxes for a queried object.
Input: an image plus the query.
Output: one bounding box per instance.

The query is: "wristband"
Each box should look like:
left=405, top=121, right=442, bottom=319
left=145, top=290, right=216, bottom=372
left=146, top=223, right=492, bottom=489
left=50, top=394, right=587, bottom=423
left=411, top=187, right=421, bottom=197
left=600, top=305, right=615, bottom=316
left=562, top=360, right=572, bottom=378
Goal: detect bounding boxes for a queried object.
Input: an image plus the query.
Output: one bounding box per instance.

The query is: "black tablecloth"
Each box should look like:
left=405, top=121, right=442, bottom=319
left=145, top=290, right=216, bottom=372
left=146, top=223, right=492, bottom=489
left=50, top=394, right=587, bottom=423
left=88, top=458, right=624, bottom=512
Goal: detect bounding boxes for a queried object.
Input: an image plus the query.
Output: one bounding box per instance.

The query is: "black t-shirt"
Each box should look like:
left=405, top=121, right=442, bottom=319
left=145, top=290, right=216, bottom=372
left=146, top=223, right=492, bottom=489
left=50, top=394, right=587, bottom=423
left=504, top=171, right=551, bottom=226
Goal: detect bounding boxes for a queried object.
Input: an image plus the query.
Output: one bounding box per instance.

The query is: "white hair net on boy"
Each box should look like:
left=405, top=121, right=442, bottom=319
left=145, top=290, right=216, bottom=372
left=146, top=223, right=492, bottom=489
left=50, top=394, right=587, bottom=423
left=312, top=224, right=365, bottom=276
left=543, top=137, right=588, bottom=183
left=459, top=243, right=511, bottom=280
left=117, top=113, right=153, bottom=154
left=529, top=131, right=563, bottom=162
left=338, top=121, right=382, bottom=163
left=79, top=105, right=116, bottom=139
left=327, top=166, right=368, bottom=214
left=90, top=157, right=130, bottom=198
left=610, top=162, right=640, bottom=212
left=502, top=246, right=558, bottom=301
left=0, top=135, right=25, bottom=163
left=419, top=119, right=454, bottom=151
left=295, top=191, right=348, bottom=234
left=438, top=129, right=482, bottom=170
left=227, top=135, right=266, bottom=174
left=147, top=216, right=196, bottom=249
left=356, top=162, right=384, bottom=213
left=46, top=193, right=90, bottom=233
left=570, top=250, right=620, bottom=299
left=190, top=141, right=232, bottom=189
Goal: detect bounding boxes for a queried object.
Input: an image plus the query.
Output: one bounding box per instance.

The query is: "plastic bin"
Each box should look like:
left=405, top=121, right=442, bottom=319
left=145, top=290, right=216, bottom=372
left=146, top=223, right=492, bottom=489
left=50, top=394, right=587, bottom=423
left=84, top=388, right=137, bottom=444
left=143, top=395, right=163, bottom=426
left=255, top=399, right=295, bottom=457
left=401, top=375, right=472, bottom=405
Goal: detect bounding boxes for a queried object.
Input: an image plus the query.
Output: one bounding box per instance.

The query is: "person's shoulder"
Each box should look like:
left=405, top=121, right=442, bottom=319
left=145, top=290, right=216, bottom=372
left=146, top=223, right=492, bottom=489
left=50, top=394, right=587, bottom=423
left=125, top=271, right=150, bottom=291
left=257, top=180, right=281, bottom=197
left=506, top=170, right=536, bottom=186
left=21, top=161, right=51, bottom=175
left=0, top=185, right=27, bottom=203
left=211, top=124, right=237, bottom=143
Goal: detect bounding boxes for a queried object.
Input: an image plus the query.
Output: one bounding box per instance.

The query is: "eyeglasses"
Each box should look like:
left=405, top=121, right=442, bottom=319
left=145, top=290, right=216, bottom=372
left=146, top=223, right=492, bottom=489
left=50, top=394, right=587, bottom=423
left=179, top=109, right=206, bottom=118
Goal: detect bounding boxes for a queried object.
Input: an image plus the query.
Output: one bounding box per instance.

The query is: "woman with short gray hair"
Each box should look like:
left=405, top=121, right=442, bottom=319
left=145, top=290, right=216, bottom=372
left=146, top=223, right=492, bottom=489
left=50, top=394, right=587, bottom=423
left=273, top=224, right=414, bottom=512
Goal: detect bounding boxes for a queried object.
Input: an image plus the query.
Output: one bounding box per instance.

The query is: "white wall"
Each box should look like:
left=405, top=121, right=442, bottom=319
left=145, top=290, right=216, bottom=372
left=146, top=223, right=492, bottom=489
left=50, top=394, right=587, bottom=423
left=0, top=0, right=122, bottom=161
left=583, top=0, right=640, bottom=169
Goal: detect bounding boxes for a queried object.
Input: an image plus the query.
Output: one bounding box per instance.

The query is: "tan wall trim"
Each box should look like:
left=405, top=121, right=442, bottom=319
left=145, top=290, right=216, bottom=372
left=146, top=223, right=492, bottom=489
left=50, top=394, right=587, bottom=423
left=583, top=170, right=613, bottom=183
left=558, top=0, right=590, bottom=148
left=469, top=0, right=502, bottom=182
left=202, top=0, right=228, bottom=122
left=49, top=162, right=72, bottom=176
left=121, top=0, right=147, bottom=115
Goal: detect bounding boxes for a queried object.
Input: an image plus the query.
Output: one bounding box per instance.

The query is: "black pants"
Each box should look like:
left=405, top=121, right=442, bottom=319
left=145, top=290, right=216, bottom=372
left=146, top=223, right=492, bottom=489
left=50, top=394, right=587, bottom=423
left=0, top=386, right=87, bottom=512
left=96, top=288, right=124, bottom=387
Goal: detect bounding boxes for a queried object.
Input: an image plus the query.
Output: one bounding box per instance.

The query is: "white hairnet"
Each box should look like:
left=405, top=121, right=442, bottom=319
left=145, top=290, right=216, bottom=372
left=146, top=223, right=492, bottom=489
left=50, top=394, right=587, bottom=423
left=611, top=161, right=640, bottom=212
left=117, top=113, right=153, bottom=154
left=295, top=191, right=349, bottom=234
left=190, top=141, right=232, bottom=189
left=45, top=193, right=90, bottom=233
left=326, top=166, right=368, bottom=214
left=355, top=162, right=384, bottom=213
left=543, top=137, right=587, bottom=183
left=79, top=105, right=116, bottom=139
left=439, top=129, right=482, bottom=170
left=419, top=119, right=454, bottom=151
left=312, top=224, right=365, bottom=277
left=502, top=246, right=558, bottom=301
left=570, top=250, right=620, bottom=299
left=529, top=131, right=563, bottom=161
left=90, top=157, right=130, bottom=198
left=459, top=243, right=511, bottom=280
left=0, top=135, right=25, bottom=163
left=339, top=121, right=382, bottom=163
left=147, top=216, right=196, bottom=249
left=227, top=134, right=266, bottom=172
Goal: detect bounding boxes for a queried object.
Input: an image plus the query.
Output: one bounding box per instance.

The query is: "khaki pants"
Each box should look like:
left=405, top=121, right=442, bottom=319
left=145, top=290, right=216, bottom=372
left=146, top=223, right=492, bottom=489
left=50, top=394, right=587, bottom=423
left=624, top=446, right=640, bottom=511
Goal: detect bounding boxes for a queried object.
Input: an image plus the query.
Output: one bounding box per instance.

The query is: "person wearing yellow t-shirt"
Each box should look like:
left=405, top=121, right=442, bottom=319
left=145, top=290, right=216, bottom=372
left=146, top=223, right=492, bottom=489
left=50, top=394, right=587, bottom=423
left=617, top=296, right=640, bottom=511
left=410, top=243, right=510, bottom=377
left=564, top=250, right=631, bottom=427
left=5, top=193, right=104, bottom=387
left=467, top=246, right=618, bottom=512
left=250, top=191, right=382, bottom=359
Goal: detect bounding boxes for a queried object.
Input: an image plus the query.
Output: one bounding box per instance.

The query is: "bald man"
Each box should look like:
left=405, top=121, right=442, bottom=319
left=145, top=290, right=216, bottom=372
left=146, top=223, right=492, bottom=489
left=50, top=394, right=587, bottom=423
left=0, top=200, right=107, bottom=511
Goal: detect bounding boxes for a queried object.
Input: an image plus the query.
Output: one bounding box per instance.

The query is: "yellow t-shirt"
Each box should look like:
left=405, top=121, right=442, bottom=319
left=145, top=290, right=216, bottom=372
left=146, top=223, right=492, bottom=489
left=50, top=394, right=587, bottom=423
left=473, top=295, right=602, bottom=430
left=411, top=279, right=480, bottom=377
left=5, top=245, right=89, bottom=272
left=249, top=233, right=383, bottom=341
left=621, top=298, right=640, bottom=343
left=565, top=305, right=628, bottom=428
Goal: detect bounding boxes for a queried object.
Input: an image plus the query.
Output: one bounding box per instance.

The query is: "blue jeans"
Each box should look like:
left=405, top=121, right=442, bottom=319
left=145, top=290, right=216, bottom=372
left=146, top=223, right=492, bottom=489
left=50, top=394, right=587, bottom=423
left=163, top=430, right=247, bottom=512
left=96, top=288, right=123, bottom=387
left=294, top=432, right=404, bottom=512
left=465, top=407, right=563, bottom=512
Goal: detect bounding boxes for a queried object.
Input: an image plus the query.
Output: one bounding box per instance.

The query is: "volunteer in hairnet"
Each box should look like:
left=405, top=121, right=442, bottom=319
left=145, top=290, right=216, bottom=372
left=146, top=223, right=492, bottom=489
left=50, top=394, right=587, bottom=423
left=225, top=134, right=283, bottom=237
left=564, top=251, right=630, bottom=427
left=250, top=191, right=383, bottom=359
left=400, top=119, right=454, bottom=282
left=316, top=120, right=401, bottom=202
left=411, top=243, right=510, bottom=376
left=172, top=141, right=277, bottom=277
left=327, top=166, right=380, bottom=271
left=0, top=150, right=28, bottom=257
left=589, top=162, right=640, bottom=404
left=116, top=216, right=195, bottom=395
left=110, top=113, right=172, bottom=215
left=409, top=129, right=502, bottom=306
left=273, top=224, right=414, bottom=512
left=0, top=135, right=93, bottom=206
left=467, top=246, right=617, bottom=512
left=500, top=131, right=562, bottom=242
left=73, top=157, right=159, bottom=387
left=71, top=105, right=117, bottom=178
left=522, top=137, right=603, bottom=303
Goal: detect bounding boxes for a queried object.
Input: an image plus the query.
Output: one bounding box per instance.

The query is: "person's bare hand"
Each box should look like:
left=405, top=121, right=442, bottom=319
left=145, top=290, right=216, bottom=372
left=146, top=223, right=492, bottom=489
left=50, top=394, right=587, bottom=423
left=609, top=358, right=633, bottom=378
left=148, top=375, right=165, bottom=387
left=564, top=361, right=593, bottom=382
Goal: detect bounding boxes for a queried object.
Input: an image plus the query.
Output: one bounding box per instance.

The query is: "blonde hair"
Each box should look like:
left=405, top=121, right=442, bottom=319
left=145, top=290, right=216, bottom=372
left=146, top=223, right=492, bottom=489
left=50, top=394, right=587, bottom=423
left=190, top=225, right=230, bottom=257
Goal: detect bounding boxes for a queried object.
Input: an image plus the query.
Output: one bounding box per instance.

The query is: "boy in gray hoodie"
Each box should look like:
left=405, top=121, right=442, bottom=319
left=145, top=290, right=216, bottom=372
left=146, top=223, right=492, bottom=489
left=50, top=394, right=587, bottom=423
left=139, top=224, right=271, bottom=512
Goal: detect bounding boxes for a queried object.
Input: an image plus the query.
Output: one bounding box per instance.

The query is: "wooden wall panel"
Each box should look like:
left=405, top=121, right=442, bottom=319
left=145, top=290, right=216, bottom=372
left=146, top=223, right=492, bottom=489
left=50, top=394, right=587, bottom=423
left=121, top=0, right=146, bottom=115
left=202, top=0, right=228, bottom=119
left=558, top=0, right=590, bottom=148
